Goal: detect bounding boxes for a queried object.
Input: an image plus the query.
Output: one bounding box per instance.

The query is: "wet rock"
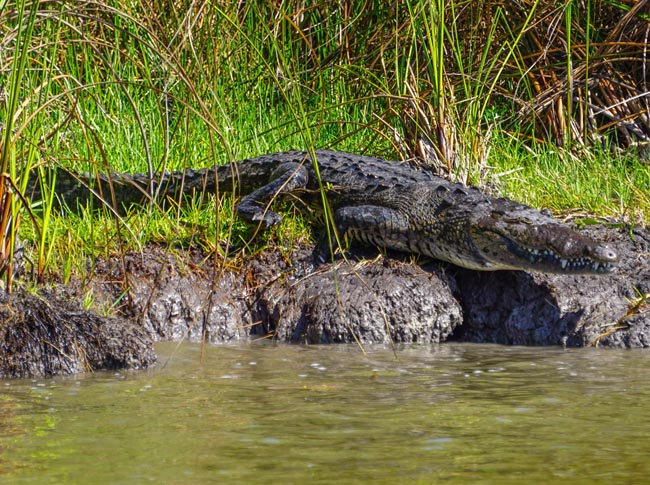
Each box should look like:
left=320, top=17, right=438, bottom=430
left=0, top=288, right=155, bottom=378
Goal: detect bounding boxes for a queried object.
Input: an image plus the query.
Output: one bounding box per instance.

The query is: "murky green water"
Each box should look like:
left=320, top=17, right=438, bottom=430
left=1, top=342, right=650, bottom=483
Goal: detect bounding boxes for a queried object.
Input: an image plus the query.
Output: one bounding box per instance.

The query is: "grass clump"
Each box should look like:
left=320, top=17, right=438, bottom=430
left=490, top=137, right=650, bottom=222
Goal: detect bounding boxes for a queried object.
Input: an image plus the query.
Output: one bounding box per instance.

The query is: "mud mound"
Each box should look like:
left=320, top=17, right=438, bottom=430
left=452, top=225, right=650, bottom=347
left=90, top=246, right=461, bottom=345
left=89, top=225, right=649, bottom=350
left=249, top=255, right=461, bottom=344
left=0, top=288, right=155, bottom=378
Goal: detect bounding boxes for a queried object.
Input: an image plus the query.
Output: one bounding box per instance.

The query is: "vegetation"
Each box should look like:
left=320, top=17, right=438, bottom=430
left=0, top=0, right=648, bottom=291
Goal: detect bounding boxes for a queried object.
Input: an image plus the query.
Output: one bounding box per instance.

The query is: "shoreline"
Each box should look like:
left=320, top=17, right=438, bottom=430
left=1, top=223, right=648, bottom=378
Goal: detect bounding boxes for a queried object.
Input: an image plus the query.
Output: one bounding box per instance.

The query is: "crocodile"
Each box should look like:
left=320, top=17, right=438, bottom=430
left=27, top=150, right=618, bottom=273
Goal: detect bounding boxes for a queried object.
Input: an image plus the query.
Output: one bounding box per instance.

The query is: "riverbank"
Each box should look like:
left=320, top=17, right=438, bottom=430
left=2, top=222, right=647, bottom=378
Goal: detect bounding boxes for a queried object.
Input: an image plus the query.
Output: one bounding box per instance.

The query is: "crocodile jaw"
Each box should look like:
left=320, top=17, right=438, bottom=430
left=470, top=213, right=618, bottom=274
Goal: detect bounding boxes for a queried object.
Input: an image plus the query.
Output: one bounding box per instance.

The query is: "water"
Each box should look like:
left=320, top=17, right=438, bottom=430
left=1, top=342, right=650, bottom=484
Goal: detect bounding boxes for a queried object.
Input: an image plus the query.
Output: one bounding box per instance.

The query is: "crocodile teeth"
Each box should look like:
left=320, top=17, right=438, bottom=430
left=504, top=237, right=615, bottom=273
left=591, top=261, right=614, bottom=272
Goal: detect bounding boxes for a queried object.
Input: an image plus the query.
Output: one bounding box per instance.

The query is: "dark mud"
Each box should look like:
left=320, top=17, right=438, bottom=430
left=89, top=223, right=647, bottom=348
left=87, top=246, right=462, bottom=346
left=1, top=224, right=648, bottom=377
left=0, top=288, right=155, bottom=378
left=454, top=225, right=650, bottom=347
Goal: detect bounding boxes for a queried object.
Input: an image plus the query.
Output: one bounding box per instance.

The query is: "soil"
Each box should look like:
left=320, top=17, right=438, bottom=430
left=0, top=288, right=155, bottom=378
left=1, top=224, right=648, bottom=378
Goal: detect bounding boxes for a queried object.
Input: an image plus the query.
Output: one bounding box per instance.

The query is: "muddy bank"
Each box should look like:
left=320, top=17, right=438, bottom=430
left=454, top=225, right=650, bottom=347
left=90, top=223, right=647, bottom=348
left=0, top=288, right=155, bottom=379
left=1, top=224, right=648, bottom=377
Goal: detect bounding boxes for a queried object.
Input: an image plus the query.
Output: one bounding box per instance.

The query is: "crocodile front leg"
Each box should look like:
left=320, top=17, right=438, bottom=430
left=236, top=162, right=308, bottom=228
left=316, top=205, right=412, bottom=261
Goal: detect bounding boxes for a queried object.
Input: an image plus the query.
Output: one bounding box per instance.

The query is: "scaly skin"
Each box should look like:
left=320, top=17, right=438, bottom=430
left=27, top=150, right=618, bottom=273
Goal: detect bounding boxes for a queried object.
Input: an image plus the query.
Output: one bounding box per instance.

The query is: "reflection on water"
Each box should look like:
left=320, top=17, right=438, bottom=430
left=1, top=342, right=650, bottom=483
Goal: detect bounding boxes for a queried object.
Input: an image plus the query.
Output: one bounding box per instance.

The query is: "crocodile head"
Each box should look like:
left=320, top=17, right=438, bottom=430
left=469, top=205, right=618, bottom=273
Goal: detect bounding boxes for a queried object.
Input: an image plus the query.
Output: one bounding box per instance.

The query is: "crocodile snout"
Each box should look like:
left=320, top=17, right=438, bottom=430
left=592, top=244, right=618, bottom=263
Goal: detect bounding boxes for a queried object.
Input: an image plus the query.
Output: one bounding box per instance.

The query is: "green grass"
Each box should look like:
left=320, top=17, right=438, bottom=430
left=2, top=1, right=648, bottom=286
left=489, top=136, right=650, bottom=222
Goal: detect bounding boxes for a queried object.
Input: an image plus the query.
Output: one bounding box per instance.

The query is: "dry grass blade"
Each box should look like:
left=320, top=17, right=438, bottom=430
left=514, top=0, right=650, bottom=149
left=592, top=290, right=650, bottom=347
